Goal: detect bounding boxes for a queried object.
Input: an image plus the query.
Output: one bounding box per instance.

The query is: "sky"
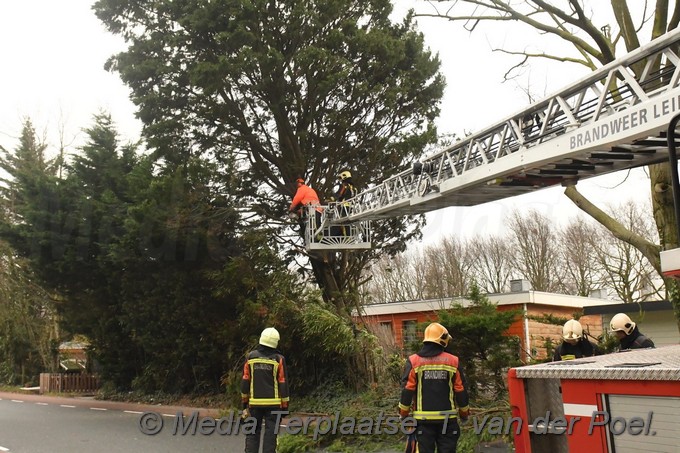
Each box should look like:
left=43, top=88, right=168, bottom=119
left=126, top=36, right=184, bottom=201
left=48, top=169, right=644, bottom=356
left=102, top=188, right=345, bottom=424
left=0, top=1, right=653, bottom=245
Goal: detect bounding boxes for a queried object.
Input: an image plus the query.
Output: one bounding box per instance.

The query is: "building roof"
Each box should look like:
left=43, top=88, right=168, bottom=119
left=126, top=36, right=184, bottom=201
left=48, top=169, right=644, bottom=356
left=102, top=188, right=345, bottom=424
left=513, top=344, right=680, bottom=381
left=583, top=300, right=673, bottom=315
left=358, top=291, right=621, bottom=316
left=58, top=341, right=89, bottom=351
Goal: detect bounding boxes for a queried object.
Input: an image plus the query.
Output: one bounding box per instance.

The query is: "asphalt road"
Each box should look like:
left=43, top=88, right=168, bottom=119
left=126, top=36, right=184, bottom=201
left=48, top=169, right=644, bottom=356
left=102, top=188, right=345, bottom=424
left=0, top=392, right=242, bottom=452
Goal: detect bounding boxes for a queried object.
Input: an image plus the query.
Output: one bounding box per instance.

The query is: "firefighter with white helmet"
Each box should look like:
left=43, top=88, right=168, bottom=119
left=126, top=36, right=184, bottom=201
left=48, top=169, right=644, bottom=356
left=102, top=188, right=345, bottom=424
left=610, top=313, right=655, bottom=350
left=553, top=319, right=601, bottom=361
left=241, top=327, right=289, bottom=453
left=399, top=322, right=470, bottom=453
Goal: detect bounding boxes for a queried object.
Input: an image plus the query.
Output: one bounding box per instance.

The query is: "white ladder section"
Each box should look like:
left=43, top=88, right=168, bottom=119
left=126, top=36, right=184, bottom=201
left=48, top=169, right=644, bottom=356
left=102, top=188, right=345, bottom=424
left=307, top=28, right=680, bottom=251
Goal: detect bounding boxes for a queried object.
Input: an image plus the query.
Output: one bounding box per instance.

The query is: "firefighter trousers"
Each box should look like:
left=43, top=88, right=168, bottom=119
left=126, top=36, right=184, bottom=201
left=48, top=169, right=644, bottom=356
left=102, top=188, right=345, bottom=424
left=416, top=419, right=460, bottom=453
left=245, top=407, right=279, bottom=453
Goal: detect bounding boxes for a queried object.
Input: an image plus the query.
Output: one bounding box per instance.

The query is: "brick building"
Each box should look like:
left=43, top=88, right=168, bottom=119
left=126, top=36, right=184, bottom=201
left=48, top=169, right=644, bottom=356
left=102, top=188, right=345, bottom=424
left=355, top=290, right=620, bottom=362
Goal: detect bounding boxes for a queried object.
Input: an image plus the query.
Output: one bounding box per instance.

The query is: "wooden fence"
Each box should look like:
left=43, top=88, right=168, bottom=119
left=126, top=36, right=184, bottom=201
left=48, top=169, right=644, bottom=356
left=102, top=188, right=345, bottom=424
left=39, top=373, right=100, bottom=394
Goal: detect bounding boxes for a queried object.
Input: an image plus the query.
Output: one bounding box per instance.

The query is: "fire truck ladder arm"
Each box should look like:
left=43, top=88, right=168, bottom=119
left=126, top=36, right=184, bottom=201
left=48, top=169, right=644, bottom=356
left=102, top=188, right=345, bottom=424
left=305, top=27, right=680, bottom=251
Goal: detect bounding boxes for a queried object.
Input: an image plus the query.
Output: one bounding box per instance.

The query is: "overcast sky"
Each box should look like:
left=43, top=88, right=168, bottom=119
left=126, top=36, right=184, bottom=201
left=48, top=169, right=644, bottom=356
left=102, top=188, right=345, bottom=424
left=0, top=1, right=652, bottom=243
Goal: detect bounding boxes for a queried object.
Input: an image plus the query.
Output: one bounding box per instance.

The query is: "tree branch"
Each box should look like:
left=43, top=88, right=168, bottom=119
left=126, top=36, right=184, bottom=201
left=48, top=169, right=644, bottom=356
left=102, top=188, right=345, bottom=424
left=564, top=185, right=661, bottom=274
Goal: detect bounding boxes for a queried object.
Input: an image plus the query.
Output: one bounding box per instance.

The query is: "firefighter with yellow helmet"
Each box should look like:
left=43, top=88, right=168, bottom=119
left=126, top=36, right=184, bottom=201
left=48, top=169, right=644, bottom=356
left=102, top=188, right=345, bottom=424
left=553, top=319, right=601, bottom=361
left=334, top=170, right=356, bottom=203
left=399, top=322, right=470, bottom=453
left=333, top=170, right=357, bottom=235
left=610, top=313, right=655, bottom=351
left=241, top=327, right=289, bottom=453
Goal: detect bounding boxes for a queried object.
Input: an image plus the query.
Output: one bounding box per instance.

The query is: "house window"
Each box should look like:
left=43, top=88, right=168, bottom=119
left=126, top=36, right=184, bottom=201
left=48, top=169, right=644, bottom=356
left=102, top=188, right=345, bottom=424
left=402, top=320, right=417, bottom=343
left=379, top=321, right=393, bottom=333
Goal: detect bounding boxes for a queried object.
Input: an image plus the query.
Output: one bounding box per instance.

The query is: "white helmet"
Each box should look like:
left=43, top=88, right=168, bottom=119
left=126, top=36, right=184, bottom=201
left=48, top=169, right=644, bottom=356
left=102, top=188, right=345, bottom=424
left=610, top=313, right=635, bottom=335
left=339, top=170, right=352, bottom=181
left=259, top=327, right=280, bottom=348
left=562, top=319, right=583, bottom=340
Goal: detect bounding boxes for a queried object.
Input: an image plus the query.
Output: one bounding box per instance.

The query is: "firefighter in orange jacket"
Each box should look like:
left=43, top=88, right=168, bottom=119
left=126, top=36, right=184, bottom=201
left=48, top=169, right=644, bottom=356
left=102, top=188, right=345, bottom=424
left=241, top=327, right=289, bottom=453
left=289, top=178, right=321, bottom=217
left=289, top=178, right=322, bottom=237
left=399, top=322, right=470, bottom=453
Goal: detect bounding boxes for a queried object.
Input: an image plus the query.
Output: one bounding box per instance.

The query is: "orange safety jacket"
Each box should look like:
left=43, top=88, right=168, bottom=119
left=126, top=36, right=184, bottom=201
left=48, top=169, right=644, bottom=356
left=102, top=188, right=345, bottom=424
left=290, top=184, right=322, bottom=214
left=241, top=346, right=289, bottom=408
left=399, top=347, right=469, bottom=421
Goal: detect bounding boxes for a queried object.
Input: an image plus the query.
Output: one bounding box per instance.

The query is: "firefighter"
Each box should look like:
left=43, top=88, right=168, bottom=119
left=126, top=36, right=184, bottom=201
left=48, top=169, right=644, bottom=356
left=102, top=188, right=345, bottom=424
left=334, top=170, right=356, bottom=236
left=553, top=319, right=601, bottom=361
left=241, top=327, right=289, bottom=453
left=610, top=313, right=655, bottom=351
left=334, top=170, right=356, bottom=203
left=399, top=322, right=470, bottom=453
left=288, top=178, right=322, bottom=239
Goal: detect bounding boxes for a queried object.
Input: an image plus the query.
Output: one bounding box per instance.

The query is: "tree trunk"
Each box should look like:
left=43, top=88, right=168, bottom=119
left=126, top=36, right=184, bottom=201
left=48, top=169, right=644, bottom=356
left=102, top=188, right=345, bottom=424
left=565, top=177, right=680, bottom=331
left=649, top=161, right=680, bottom=327
left=310, top=254, right=347, bottom=314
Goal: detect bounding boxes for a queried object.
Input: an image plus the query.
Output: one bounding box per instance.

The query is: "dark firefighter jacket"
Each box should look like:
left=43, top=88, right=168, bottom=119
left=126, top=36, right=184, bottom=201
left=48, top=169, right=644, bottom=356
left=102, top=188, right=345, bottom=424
left=399, top=343, right=469, bottom=421
left=335, top=181, right=356, bottom=202
left=553, top=338, right=601, bottom=361
left=619, top=326, right=655, bottom=351
left=241, top=345, right=289, bottom=409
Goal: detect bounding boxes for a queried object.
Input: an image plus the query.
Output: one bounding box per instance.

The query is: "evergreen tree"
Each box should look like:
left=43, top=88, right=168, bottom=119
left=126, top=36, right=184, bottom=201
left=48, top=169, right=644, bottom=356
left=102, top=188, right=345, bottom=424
left=93, top=0, right=443, bottom=314
left=438, top=284, right=521, bottom=401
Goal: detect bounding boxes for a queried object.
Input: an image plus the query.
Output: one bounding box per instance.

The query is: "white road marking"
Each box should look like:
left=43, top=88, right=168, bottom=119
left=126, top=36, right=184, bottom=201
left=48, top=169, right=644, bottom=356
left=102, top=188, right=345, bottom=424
left=124, top=410, right=143, bottom=415
left=60, top=405, right=76, bottom=408
left=10, top=400, right=23, bottom=403
left=0, top=445, right=10, bottom=451
left=90, top=407, right=107, bottom=411
left=162, top=413, right=176, bottom=417
left=36, top=403, right=48, bottom=406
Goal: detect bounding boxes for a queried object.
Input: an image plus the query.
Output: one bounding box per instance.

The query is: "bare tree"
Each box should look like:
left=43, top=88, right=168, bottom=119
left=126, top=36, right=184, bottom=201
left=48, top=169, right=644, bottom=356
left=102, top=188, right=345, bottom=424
left=589, top=200, right=663, bottom=303
left=420, top=235, right=470, bottom=299
left=508, top=209, right=563, bottom=292
left=558, top=217, right=602, bottom=296
left=364, top=252, right=423, bottom=303
left=467, top=234, right=513, bottom=293
left=414, top=0, right=680, bottom=321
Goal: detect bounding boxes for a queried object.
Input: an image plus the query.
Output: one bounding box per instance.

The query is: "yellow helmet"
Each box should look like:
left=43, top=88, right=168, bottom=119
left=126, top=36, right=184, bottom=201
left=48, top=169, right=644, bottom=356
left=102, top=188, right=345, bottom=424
left=423, top=322, right=451, bottom=347
left=339, top=170, right=352, bottom=181
left=562, top=319, right=583, bottom=340
left=259, top=327, right=280, bottom=348
left=610, top=313, right=635, bottom=335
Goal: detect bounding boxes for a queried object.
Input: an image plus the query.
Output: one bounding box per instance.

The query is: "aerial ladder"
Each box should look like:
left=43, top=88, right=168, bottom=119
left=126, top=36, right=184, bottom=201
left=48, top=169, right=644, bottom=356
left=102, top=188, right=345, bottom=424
left=304, top=27, right=680, bottom=252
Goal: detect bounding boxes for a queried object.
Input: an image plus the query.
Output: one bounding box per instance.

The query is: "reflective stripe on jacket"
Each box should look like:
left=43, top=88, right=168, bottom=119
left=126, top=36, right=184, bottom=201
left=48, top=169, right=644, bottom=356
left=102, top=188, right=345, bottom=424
left=399, top=348, right=469, bottom=421
left=241, top=346, right=289, bottom=407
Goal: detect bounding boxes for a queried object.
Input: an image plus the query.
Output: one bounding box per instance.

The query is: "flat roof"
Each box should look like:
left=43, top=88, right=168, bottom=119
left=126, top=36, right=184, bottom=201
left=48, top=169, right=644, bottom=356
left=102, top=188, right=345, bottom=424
left=583, top=300, right=673, bottom=315
left=358, top=291, right=621, bottom=316
left=513, top=344, right=680, bottom=380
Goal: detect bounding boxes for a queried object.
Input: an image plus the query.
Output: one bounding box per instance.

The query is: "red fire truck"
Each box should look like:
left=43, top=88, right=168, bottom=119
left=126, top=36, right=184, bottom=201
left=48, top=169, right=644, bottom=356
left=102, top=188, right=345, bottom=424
left=507, top=344, right=680, bottom=452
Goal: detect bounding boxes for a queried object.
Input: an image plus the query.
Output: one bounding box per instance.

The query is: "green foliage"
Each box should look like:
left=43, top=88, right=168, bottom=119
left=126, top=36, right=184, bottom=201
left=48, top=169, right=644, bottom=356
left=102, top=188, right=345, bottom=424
left=527, top=313, right=571, bottom=326
left=438, top=283, right=522, bottom=401
left=93, top=0, right=443, bottom=310
left=277, top=433, right=320, bottom=453
left=596, top=330, right=620, bottom=354
left=270, top=296, right=384, bottom=393
left=458, top=411, right=514, bottom=452
left=0, top=245, right=57, bottom=385
left=299, top=304, right=358, bottom=356
left=385, top=353, right=405, bottom=383
left=288, top=379, right=405, bottom=452
left=0, top=115, right=305, bottom=393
